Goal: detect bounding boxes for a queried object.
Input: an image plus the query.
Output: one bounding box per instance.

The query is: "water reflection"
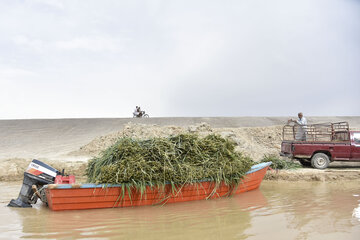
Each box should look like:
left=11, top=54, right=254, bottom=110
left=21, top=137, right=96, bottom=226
left=2, top=181, right=360, bottom=239
left=353, top=204, right=360, bottom=222
left=8, top=188, right=267, bottom=239
left=245, top=182, right=360, bottom=240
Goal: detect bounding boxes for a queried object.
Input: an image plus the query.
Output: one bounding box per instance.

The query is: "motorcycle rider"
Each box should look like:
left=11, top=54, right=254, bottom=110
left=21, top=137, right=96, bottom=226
left=133, top=106, right=146, bottom=118
left=133, top=106, right=140, bottom=117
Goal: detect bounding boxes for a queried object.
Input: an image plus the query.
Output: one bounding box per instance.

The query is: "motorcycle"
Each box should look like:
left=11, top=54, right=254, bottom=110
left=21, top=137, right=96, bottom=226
left=133, top=110, right=149, bottom=118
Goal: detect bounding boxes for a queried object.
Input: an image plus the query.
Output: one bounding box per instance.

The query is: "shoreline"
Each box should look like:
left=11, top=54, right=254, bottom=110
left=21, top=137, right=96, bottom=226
left=1, top=162, right=360, bottom=182
left=264, top=168, right=360, bottom=181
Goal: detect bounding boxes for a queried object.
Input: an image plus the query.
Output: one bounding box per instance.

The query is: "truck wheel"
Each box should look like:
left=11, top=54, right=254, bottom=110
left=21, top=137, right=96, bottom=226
left=311, top=153, right=330, bottom=169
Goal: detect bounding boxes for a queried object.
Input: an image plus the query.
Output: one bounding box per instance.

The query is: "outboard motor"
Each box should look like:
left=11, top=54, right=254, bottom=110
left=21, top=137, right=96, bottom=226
left=8, top=159, right=60, bottom=208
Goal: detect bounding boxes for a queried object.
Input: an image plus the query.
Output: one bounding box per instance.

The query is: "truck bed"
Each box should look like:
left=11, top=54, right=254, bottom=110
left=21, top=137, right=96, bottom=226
left=281, top=140, right=351, bottom=160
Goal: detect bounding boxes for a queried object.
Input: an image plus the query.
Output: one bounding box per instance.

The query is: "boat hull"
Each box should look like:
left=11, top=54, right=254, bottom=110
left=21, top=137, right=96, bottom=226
left=45, top=162, right=271, bottom=211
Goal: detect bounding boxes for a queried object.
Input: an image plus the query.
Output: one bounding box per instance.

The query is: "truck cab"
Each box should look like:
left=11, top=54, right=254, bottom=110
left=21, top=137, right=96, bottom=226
left=280, top=122, right=360, bottom=169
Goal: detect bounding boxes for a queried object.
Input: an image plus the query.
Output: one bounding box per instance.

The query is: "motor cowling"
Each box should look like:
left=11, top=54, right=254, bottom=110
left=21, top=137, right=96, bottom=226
left=8, top=159, right=60, bottom=208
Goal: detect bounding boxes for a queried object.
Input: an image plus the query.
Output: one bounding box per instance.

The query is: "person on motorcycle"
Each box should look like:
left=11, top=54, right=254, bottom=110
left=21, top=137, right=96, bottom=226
left=133, top=106, right=148, bottom=118
left=133, top=106, right=140, bottom=117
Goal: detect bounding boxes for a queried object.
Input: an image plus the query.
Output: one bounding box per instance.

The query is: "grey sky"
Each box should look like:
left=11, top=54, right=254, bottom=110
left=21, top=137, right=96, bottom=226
left=0, top=0, right=359, bottom=119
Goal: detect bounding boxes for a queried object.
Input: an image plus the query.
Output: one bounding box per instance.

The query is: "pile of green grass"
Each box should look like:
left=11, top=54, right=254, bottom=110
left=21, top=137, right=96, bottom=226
left=86, top=133, right=254, bottom=191
left=260, top=154, right=301, bottom=170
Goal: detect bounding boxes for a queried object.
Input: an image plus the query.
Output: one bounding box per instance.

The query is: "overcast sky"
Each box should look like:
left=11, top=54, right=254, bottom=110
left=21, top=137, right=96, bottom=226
left=0, top=0, right=359, bottom=119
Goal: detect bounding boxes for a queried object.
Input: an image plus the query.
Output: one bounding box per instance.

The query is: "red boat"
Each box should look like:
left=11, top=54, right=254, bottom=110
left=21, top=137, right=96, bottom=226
left=43, top=162, right=271, bottom=211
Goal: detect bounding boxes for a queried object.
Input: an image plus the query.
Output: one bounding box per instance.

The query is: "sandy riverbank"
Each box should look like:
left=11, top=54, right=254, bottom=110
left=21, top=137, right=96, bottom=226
left=1, top=117, right=359, bottom=182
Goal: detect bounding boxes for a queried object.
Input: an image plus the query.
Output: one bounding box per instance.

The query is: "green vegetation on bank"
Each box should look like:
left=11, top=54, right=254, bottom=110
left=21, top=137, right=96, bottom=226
left=260, top=154, right=301, bottom=170
left=86, top=133, right=254, bottom=192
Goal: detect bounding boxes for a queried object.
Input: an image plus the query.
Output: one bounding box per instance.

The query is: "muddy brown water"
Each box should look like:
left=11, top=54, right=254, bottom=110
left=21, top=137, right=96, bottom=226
left=1, top=181, right=360, bottom=240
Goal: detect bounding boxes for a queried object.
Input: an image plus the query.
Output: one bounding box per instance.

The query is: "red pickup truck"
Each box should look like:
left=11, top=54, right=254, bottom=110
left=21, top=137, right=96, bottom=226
left=280, top=122, right=360, bottom=169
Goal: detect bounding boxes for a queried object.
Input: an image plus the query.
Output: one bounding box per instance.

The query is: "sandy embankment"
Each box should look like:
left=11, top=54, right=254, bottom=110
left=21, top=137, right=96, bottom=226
left=1, top=117, right=360, bottom=182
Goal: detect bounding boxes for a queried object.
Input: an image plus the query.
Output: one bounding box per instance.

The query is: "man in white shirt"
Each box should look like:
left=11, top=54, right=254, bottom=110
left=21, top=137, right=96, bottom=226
left=289, top=112, right=307, bottom=141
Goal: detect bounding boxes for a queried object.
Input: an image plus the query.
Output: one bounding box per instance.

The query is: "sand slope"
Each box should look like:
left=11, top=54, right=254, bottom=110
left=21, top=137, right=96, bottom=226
left=1, top=117, right=359, bottom=181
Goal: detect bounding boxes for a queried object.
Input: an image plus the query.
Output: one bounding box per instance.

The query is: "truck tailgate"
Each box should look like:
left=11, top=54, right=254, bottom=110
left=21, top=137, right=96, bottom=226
left=281, top=141, right=293, bottom=156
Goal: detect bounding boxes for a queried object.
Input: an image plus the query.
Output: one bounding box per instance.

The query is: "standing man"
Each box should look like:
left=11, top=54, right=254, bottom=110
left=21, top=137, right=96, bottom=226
left=288, top=112, right=307, bottom=141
